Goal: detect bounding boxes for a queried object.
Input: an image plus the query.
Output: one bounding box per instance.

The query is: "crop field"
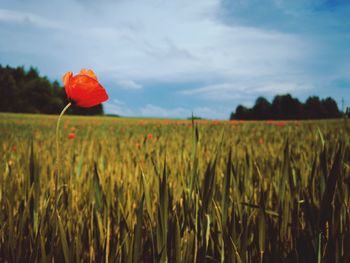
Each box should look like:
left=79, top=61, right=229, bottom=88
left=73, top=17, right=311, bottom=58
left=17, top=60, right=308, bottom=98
left=0, top=113, right=349, bottom=262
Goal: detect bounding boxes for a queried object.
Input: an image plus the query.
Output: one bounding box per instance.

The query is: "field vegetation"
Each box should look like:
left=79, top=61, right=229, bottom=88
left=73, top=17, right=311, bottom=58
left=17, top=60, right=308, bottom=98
left=0, top=113, right=349, bottom=262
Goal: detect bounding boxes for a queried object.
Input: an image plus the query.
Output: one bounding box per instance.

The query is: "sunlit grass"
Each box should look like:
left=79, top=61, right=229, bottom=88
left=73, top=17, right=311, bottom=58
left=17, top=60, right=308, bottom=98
left=0, top=113, right=349, bottom=262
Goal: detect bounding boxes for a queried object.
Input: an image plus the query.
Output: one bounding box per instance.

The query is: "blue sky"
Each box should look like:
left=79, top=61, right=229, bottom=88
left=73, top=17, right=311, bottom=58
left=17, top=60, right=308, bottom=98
left=0, top=0, right=349, bottom=119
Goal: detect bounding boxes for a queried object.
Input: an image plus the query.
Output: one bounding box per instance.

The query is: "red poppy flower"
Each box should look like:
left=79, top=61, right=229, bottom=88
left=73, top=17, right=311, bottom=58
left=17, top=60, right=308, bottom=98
left=63, top=69, right=108, bottom=108
left=68, top=132, right=76, bottom=139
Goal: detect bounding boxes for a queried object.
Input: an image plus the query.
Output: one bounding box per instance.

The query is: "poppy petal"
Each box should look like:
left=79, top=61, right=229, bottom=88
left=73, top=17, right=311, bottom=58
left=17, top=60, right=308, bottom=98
left=63, top=72, right=73, bottom=98
left=75, top=87, right=108, bottom=107
left=76, top=96, right=107, bottom=107
left=80, top=69, right=97, bottom=80
left=63, top=72, right=72, bottom=86
left=70, top=76, right=100, bottom=97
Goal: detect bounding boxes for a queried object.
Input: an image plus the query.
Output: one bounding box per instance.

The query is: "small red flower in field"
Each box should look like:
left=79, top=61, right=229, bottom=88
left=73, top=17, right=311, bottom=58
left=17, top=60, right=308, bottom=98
left=63, top=69, right=108, bottom=107
left=275, top=121, right=286, bottom=127
left=12, top=145, right=17, bottom=152
left=147, top=133, right=153, bottom=140
left=68, top=132, right=76, bottom=139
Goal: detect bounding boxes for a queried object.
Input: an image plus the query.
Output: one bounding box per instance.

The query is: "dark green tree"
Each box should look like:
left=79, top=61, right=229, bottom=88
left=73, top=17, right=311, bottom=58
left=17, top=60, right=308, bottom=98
left=230, top=94, right=341, bottom=120
left=271, top=94, right=302, bottom=120
left=231, top=105, right=252, bottom=120
left=252, top=97, right=271, bottom=120
left=0, top=70, right=18, bottom=112
left=321, top=97, right=341, bottom=118
left=304, top=96, right=325, bottom=119
left=68, top=103, right=104, bottom=115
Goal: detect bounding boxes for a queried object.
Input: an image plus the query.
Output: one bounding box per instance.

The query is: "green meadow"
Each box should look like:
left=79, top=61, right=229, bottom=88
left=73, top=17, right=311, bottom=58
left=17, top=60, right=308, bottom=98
left=0, top=113, right=349, bottom=262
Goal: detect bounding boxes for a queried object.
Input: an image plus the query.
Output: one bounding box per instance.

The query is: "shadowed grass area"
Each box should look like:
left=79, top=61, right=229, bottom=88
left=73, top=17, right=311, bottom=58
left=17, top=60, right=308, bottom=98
left=0, top=113, right=349, bottom=262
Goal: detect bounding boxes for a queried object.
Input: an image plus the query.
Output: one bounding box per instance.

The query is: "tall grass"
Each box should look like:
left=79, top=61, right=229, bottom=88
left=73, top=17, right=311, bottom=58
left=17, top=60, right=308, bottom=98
left=0, top=113, right=349, bottom=262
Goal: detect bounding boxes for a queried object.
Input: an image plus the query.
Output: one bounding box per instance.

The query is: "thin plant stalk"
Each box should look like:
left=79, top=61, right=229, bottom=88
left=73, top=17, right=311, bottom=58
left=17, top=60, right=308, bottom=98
left=54, top=102, right=71, bottom=215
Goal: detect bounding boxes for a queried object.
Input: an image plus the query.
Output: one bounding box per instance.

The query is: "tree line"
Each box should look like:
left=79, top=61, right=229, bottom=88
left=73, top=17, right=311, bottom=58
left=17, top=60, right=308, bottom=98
left=0, top=65, right=104, bottom=115
left=230, top=94, right=345, bottom=120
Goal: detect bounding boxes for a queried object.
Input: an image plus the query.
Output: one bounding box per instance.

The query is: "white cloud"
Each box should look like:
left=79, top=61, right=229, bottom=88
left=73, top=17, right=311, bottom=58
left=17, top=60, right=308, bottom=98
left=115, top=79, right=143, bottom=90
left=139, top=104, right=231, bottom=119
left=0, top=0, right=310, bottom=84
left=181, top=83, right=244, bottom=101
left=0, top=8, right=61, bottom=29
left=192, top=106, right=231, bottom=119
left=103, top=101, right=134, bottom=116
left=248, top=82, right=312, bottom=94
left=140, top=104, right=190, bottom=118
left=113, top=99, right=126, bottom=105
left=181, top=80, right=312, bottom=101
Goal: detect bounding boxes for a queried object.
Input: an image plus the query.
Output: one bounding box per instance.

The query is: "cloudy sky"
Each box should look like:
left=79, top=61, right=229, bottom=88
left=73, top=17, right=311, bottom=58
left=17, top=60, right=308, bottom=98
left=0, top=0, right=349, bottom=119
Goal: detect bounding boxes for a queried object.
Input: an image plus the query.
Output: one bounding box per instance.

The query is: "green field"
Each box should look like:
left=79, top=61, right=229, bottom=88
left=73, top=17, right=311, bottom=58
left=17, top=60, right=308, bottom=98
left=0, top=113, right=349, bottom=262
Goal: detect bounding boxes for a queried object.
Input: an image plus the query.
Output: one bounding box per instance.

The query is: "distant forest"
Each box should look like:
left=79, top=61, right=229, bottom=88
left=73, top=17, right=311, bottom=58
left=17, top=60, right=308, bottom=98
left=0, top=65, right=104, bottom=115
left=230, top=94, right=347, bottom=120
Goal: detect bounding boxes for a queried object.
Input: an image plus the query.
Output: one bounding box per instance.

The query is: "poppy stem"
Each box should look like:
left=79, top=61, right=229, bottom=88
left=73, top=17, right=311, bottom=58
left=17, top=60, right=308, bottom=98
left=54, top=102, right=71, bottom=216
